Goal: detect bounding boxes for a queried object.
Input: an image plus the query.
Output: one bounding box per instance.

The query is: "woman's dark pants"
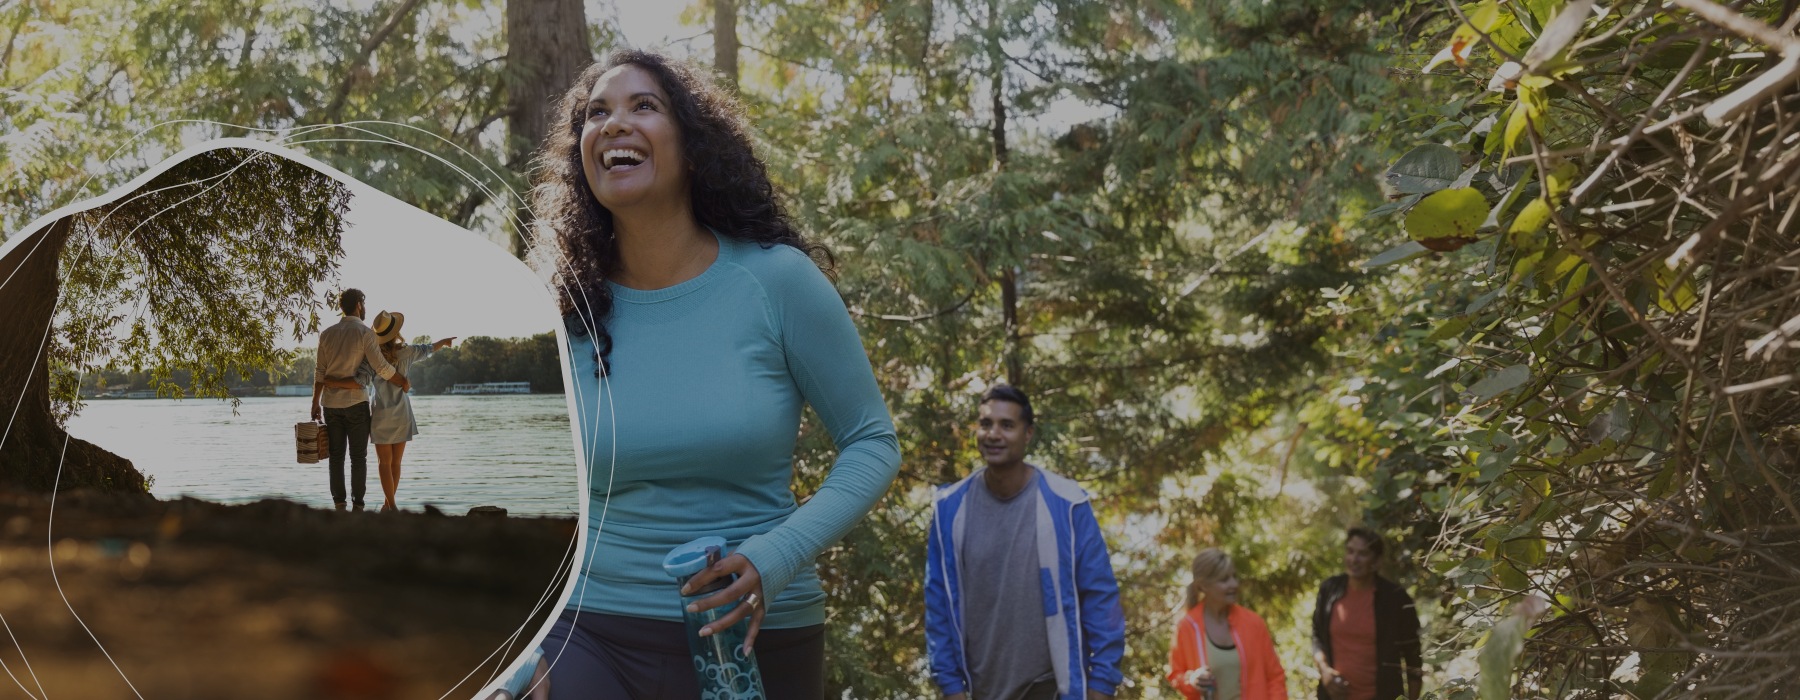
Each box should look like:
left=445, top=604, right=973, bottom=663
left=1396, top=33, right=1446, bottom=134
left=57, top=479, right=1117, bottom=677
left=541, top=610, right=824, bottom=700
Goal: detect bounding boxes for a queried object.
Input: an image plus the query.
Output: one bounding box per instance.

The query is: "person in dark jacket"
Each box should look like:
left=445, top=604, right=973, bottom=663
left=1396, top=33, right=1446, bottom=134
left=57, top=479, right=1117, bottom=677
left=1310, top=527, right=1422, bottom=700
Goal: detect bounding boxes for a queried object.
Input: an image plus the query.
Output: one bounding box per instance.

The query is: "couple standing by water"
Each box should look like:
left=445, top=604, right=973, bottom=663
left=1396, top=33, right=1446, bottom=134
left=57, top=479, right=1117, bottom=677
left=309, top=287, right=455, bottom=513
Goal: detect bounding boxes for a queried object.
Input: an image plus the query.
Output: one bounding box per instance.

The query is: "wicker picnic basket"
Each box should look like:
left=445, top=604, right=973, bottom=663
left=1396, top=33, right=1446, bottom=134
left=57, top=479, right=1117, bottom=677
left=294, top=421, right=328, bottom=464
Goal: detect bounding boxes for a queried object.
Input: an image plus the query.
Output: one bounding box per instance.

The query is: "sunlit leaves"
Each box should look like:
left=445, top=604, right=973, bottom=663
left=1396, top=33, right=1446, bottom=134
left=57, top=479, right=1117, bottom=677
left=1507, top=198, right=1551, bottom=242
left=741, top=0, right=1424, bottom=694
left=1405, top=187, right=1489, bottom=249
left=50, top=147, right=350, bottom=420
left=1427, top=0, right=1511, bottom=71
left=1352, top=0, right=1800, bottom=694
left=3, top=0, right=516, bottom=244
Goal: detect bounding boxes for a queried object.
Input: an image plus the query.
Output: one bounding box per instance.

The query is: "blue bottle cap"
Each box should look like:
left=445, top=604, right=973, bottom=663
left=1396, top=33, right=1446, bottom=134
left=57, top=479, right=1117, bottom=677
left=663, top=536, right=728, bottom=579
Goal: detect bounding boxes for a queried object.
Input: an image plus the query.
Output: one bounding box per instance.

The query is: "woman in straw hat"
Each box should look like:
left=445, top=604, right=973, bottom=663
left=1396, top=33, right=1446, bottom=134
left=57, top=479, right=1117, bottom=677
left=322, top=309, right=454, bottom=513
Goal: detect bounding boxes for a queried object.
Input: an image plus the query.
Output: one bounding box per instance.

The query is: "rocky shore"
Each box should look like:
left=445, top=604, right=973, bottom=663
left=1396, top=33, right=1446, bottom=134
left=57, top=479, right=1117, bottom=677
left=0, top=488, right=574, bottom=699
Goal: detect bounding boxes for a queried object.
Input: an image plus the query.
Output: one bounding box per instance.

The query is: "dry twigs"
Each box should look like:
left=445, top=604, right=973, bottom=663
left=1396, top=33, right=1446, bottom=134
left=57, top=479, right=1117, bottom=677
left=1429, top=0, right=1800, bottom=696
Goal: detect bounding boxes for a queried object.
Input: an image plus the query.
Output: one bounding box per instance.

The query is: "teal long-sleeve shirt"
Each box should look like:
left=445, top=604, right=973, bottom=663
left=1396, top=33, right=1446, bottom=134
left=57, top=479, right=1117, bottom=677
left=561, top=231, right=901, bottom=629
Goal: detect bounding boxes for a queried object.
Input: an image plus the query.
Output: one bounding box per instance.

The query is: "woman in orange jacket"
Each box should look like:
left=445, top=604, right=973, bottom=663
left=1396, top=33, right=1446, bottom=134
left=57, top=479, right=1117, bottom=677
left=1167, top=548, right=1289, bottom=700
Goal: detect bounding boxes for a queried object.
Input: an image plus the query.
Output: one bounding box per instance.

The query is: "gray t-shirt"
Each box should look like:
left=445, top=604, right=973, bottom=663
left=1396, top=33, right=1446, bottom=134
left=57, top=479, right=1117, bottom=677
left=960, top=469, right=1056, bottom=700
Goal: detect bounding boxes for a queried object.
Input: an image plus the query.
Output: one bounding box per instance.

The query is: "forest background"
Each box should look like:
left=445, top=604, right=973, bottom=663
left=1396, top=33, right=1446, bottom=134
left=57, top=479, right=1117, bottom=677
left=4, top=0, right=1798, bottom=697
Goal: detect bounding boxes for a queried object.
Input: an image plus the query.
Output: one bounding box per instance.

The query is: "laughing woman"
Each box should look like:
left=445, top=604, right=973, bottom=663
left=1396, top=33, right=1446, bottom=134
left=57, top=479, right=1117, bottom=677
left=527, top=50, right=900, bottom=699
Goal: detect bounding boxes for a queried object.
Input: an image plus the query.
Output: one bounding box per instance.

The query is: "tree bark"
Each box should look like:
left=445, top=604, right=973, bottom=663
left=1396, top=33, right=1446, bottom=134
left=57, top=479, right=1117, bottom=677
left=0, top=217, right=147, bottom=493
left=714, top=0, right=740, bottom=91
left=1001, top=267, right=1021, bottom=387
left=505, top=0, right=591, bottom=257
left=988, top=0, right=1020, bottom=388
left=988, top=19, right=1009, bottom=169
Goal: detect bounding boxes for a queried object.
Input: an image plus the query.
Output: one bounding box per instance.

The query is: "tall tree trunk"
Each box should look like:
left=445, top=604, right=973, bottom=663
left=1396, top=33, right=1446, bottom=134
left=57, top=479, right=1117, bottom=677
left=1001, top=267, right=1021, bottom=387
left=987, top=12, right=1009, bottom=171
left=714, top=0, right=740, bottom=91
left=505, top=0, right=591, bottom=257
left=987, top=0, right=1020, bottom=388
left=0, top=217, right=147, bottom=493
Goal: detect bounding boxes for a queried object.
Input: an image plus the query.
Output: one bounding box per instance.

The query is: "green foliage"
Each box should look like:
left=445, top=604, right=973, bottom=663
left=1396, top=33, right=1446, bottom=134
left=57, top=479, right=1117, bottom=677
left=72, top=332, right=564, bottom=397
left=735, top=0, right=1434, bottom=695
left=51, top=147, right=351, bottom=422
left=407, top=332, right=563, bottom=394
left=1348, top=0, right=1800, bottom=695
left=1, top=0, right=545, bottom=245
left=1477, top=596, right=1545, bottom=700
left=76, top=349, right=315, bottom=396
left=23, top=1, right=1798, bottom=697
left=1386, top=144, right=1465, bottom=195
left=1404, top=187, right=1488, bottom=246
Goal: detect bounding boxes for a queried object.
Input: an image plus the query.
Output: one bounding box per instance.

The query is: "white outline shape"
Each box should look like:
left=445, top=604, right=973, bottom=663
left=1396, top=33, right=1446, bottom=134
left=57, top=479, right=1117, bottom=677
left=0, top=131, right=612, bottom=700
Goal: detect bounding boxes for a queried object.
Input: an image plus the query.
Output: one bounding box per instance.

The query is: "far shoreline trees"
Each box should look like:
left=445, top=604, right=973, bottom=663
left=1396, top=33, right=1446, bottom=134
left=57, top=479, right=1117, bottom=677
left=76, top=332, right=565, bottom=397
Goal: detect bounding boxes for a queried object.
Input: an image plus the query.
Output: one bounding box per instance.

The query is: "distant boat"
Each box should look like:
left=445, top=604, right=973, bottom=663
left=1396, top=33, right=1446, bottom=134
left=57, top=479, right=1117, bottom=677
left=125, top=390, right=158, bottom=399
left=448, top=382, right=532, bottom=395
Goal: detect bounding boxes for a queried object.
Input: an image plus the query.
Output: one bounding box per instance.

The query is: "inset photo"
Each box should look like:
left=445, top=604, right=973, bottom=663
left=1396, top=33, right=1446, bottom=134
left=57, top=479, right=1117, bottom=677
left=0, top=144, right=576, bottom=700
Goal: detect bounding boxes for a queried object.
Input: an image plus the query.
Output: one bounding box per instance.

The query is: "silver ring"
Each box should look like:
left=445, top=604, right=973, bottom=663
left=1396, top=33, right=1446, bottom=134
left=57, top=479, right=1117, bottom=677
left=743, top=592, right=761, bottom=609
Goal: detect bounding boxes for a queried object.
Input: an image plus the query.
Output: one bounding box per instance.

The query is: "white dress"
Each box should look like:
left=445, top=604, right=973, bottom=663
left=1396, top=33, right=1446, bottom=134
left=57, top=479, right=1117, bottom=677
left=357, top=343, right=433, bottom=444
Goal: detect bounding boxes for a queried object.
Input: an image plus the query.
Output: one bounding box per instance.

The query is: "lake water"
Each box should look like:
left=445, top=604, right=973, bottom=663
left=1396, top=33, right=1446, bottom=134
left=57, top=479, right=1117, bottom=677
left=66, top=395, right=580, bottom=517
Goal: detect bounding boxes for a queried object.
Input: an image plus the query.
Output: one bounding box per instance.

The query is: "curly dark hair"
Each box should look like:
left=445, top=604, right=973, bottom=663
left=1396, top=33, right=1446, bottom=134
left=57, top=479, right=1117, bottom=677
left=529, top=49, right=831, bottom=374
left=338, top=288, right=364, bottom=316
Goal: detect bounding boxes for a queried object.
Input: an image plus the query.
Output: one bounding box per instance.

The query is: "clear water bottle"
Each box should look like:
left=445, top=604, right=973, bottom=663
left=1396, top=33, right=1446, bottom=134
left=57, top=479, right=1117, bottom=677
left=663, top=536, right=767, bottom=700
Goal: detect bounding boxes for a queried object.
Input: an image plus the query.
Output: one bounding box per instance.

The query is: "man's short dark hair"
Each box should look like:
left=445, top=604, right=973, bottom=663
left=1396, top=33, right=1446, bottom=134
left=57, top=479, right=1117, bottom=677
left=980, top=384, right=1034, bottom=425
left=338, top=288, right=365, bottom=316
left=1346, top=526, right=1385, bottom=558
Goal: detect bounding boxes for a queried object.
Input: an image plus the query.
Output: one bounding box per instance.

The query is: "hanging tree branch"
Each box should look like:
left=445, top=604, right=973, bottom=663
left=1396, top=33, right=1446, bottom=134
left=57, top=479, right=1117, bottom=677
left=849, top=289, right=977, bottom=323
left=322, top=0, right=429, bottom=123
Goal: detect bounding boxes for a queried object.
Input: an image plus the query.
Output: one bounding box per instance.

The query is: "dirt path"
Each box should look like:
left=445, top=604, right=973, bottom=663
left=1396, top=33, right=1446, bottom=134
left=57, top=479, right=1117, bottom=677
left=0, top=488, right=575, bottom=700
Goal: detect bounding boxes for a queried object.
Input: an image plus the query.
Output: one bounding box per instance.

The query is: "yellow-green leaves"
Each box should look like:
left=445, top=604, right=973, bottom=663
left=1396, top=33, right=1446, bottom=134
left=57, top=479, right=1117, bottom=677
left=1428, top=0, right=1513, bottom=71
left=1499, top=82, right=1551, bottom=158
left=1406, top=187, right=1491, bottom=251
left=1382, top=145, right=1497, bottom=252
left=1520, top=0, right=1596, bottom=71
left=1500, top=162, right=1578, bottom=257
left=1523, top=0, right=1564, bottom=26
left=1649, top=264, right=1699, bottom=313
left=1545, top=161, right=1580, bottom=203
left=1501, top=100, right=1531, bottom=157
left=1510, top=199, right=1552, bottom=243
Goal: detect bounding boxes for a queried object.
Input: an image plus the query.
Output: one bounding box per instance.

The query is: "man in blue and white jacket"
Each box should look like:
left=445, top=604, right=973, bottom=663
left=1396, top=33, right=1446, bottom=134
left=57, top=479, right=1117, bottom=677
left=925, top=385, right=1126, bottom=700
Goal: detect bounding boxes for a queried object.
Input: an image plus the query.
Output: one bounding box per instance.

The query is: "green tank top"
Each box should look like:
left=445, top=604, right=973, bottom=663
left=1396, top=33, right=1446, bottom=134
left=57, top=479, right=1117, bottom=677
left=1206, top=635, right=1242, bottom=700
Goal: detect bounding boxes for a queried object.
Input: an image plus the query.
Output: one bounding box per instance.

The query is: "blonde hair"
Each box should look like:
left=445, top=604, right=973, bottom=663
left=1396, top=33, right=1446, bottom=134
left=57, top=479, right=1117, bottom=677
left=1182, top=547, right=1235, bottom=611
left=380, top=338, right=403, bottom=364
